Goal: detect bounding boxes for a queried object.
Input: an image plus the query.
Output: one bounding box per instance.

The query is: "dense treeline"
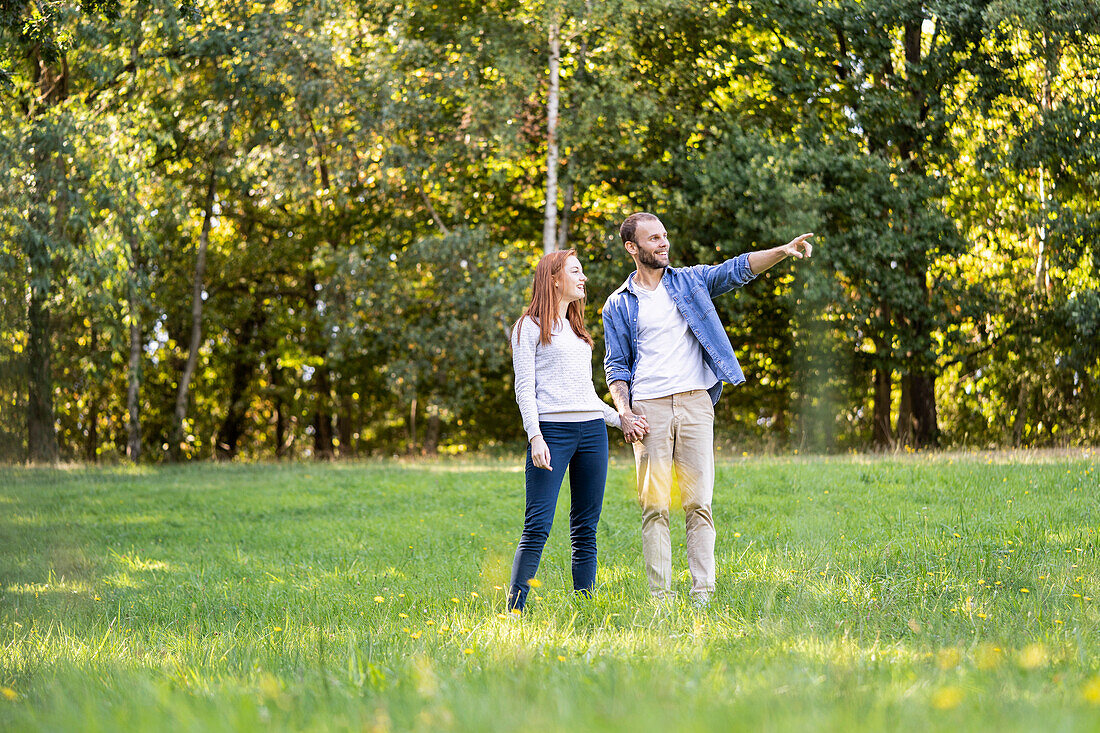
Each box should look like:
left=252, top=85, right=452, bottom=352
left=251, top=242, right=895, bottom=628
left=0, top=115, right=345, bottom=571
left=1, top=0, right=1098, bottom=462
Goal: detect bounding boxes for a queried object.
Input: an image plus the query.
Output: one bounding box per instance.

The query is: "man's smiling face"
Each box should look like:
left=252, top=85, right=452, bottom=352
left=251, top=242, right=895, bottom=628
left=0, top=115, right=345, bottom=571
left=631, top=218, right=670, bottom=270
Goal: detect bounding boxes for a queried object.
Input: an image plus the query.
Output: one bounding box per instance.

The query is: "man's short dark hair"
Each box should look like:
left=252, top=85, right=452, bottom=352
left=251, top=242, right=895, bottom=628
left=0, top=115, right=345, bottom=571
left=620, top=212, right=659, bottom=245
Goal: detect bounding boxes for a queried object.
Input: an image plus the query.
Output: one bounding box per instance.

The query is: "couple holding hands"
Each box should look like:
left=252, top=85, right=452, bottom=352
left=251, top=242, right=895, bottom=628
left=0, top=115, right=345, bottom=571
left=508, top=212, right=813, bottom=612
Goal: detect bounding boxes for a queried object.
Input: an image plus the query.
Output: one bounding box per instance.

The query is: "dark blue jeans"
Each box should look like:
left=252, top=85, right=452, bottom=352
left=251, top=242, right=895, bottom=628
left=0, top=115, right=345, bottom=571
left=507, top=419, right=609, bottom=611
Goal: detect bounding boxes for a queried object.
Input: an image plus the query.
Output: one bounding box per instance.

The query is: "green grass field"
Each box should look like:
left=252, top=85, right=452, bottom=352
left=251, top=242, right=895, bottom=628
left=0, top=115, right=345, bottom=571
left=2, top=450, right=1099, bottom=731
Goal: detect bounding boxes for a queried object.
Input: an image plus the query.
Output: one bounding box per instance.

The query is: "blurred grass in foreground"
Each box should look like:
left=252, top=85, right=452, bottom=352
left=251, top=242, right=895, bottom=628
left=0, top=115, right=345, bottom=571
left=1, top=449, right=1098, bottom=731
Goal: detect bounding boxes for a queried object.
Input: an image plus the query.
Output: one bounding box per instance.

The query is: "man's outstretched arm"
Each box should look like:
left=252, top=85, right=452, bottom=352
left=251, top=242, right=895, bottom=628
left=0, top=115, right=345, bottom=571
left=747, top=233, right=814, bottom=275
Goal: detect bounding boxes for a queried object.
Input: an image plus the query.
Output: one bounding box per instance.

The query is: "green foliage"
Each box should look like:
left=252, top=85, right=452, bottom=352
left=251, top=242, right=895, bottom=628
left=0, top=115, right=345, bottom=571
left=1062, top=290, right=1100, bottom=372
left=1, top=0, right=1098, bottom=461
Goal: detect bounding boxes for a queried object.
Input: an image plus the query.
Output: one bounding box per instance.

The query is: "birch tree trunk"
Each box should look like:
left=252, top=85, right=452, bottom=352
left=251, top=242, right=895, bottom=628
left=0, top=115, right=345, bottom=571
left=1034, top=29, right=1058, bottom=294
left=542, top=20, right=560, bottom=254
left=169, top=164, right=217, bottom=460
left=125, top=190, right=144, bottom=461
left=126, top=250, right=143, bottom=461
left=555, top=1, right=590, bottom=251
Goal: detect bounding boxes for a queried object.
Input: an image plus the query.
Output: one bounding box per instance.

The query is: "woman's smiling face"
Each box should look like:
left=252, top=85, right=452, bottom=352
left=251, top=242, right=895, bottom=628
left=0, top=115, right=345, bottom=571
left=557, top=255, right=587, bottom=305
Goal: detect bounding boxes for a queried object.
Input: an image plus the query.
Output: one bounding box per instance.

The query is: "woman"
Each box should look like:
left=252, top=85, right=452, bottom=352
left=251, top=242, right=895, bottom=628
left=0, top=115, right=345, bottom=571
left=507, top=249, right=645, bottom=613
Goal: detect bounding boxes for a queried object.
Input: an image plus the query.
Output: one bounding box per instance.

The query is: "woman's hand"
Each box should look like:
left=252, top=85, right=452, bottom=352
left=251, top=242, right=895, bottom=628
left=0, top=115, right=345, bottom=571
left=619, top=411, right=649, bottom=443
left=530, top=435, right=552, bottom=470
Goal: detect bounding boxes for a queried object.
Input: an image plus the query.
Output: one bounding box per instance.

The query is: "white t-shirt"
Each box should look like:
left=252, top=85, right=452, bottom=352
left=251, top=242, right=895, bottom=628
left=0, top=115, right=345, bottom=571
left=631, top=280, right=718, bottom=400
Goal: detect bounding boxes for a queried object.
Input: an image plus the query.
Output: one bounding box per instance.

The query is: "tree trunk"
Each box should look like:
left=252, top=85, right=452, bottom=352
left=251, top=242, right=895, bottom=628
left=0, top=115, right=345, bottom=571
left=1034, top=29, right=1059, bottom=295
left=126, top=283, right=142, bottom=461
left=336, top=392, right=355, bottom=458
left=908, top=275, right=939, bottom=448
left=424, top=403, right=441, bottom=456
left=26, top=270, right=58, bottom=463
left=1012, top=382, right=1030, bottom=446
left=897, top=374, right=914, bottom=448
left=303, top=117, right=339, bottom=461
left=24, top=50, right=69, bottom=463
left=84, top=391, right=99, bottom=462
left=312, top=363, right=335, bottom=460
left=542, top=20, right=561, bottom=254
left=169, top=163, right=217, bottom=460
left=556, top=177, right=573, bottom=250
left=407, top=395, right=418, bottom=455
left=215, top=305, right=263, bottom=460
left=271, top=360, right=289, bottom=458
left=126, top=220, right=143, bottom=462
left=554, top=3, right=590, bottom=252
left=872, top=365, right=893, bottom=450
left=909, top=370, right=939, bottom=448
left=84, top=327, right=99, bottom=463
left=275, top=400, right=287, bottom=458
left=304, top=265, right=335, bottom=460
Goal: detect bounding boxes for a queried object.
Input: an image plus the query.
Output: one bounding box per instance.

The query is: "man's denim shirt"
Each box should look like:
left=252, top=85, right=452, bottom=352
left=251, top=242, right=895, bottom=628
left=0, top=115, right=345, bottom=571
left=602, top=253, right=757, bottom=406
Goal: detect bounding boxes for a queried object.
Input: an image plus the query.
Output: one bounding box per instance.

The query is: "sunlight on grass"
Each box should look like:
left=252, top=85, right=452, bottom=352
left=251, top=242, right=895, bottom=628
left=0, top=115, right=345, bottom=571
left=2, top=452, right=1098, bottom=730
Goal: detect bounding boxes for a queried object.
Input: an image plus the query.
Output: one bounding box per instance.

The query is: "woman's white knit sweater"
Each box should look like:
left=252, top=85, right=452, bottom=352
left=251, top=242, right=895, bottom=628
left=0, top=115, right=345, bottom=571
left=511, top=315, right=620, bottom=441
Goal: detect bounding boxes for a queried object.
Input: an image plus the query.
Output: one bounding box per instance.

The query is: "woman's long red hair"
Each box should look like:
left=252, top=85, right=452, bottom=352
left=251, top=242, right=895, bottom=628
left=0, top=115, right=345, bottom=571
left=514, top=249, right=593, bottom=347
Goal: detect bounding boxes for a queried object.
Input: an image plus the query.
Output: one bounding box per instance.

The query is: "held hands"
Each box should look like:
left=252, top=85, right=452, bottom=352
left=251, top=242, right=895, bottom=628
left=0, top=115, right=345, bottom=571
left=530, top=434, right=552, bottom=471
left=619, top=411, right=649, bottom=444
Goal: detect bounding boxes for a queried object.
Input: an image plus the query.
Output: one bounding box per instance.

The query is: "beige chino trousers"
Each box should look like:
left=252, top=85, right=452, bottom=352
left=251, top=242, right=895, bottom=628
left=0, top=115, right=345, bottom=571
left=631, top=389, right=716, bottom=598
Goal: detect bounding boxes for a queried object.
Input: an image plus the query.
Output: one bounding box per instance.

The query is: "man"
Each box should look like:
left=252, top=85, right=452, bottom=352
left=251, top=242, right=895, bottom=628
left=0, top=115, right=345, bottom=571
left=603, top=212, right=813, bottom=605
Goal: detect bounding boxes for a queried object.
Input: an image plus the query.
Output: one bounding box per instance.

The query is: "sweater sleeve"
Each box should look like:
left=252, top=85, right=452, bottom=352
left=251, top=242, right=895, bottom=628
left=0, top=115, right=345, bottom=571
left=600, top=401, right=621, bottom=429
left=511, top=317, right=542, bottom=441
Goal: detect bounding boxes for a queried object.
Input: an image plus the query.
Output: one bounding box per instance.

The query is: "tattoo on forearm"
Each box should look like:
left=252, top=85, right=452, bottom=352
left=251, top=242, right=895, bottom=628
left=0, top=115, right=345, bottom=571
left=609, top=380, right=630, bottom=413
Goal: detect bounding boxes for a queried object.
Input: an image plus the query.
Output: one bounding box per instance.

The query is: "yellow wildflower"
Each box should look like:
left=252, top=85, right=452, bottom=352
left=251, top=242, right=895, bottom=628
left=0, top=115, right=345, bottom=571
left=975, top=644, right=1003, bottom=670
left=1083, top=677, right=1100, bottom=705
left=936, top=648, right=961, bottom=670
left=931, top=686, right=963, bottom=710
left=1018, top=643, right=1048, bottom=670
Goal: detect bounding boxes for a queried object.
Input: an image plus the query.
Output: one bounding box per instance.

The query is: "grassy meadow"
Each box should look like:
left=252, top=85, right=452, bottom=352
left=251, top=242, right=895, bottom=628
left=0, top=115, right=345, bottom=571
left=1, top=449, right=1099, bottom=731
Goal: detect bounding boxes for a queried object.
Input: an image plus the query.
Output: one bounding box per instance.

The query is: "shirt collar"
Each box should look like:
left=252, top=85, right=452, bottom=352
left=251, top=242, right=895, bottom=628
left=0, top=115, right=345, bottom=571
left=624, top=268, right=668, bottom=295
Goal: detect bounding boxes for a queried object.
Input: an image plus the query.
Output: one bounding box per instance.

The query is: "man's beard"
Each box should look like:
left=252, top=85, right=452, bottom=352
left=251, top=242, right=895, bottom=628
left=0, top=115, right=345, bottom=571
left=637, top=248, right=666, bottom=270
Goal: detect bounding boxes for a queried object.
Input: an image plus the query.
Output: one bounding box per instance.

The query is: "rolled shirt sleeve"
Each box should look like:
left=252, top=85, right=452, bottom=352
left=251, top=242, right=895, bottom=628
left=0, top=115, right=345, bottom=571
left=700, top=252, right=758, bottom=297
left=602, top=300, right=633, bottom=388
